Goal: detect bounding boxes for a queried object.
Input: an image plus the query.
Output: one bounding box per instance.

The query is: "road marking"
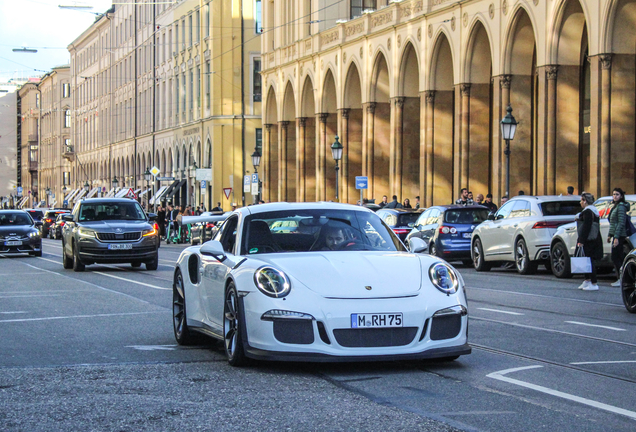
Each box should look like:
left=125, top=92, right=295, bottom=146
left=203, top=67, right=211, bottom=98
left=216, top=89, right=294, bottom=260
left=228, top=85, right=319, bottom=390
left=0, top=311, right=28, bottom=314
left=0, top=311, right=163, bottom=323
left=564, top=321, right=626, bottom=332
left=34, top=257, right=171, bottom=291
left=570, top=360, right=636, bottom=365
left=126, top=344, right=177, bottom=351
left=487, top=365, right=636, bottom=420
left=477, top=308, right=524, bottom=316
left=470, top=287, right=622, bottom=308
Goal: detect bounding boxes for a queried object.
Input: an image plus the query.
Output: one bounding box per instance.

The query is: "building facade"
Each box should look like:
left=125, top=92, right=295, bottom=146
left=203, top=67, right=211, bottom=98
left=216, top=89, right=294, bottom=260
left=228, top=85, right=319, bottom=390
left=37, top=66, right=72, bottom=208
left=260, top=0, right=636, bottom=206
left=17, top=80, right=41, bottom=208
left=64, top=0, right=262, bottom=210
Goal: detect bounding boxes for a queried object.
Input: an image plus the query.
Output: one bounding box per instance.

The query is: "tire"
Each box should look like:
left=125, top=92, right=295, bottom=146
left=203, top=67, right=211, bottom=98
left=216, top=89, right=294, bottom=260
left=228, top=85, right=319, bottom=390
left=173, top=269, right=198, bottom=344
left=550, top=242, right=572, bottom=279
left=62, top=241, right=73, bottom=269
left=72, top=242, right=85, bottom=272
left=428, top=242, right=437, bottom=257
left=145, top=253, right=159, bottom=271
left=472, top=238, right=491, bottom=271
left=621, top=258, right=636, bottom=313
left=515, top=238, right=537, bottom=275
left=32, top=250, right=42, bottom=257
left=224, top=282, right=247, bottom=366
left=131, top=261, right=142, bottom=268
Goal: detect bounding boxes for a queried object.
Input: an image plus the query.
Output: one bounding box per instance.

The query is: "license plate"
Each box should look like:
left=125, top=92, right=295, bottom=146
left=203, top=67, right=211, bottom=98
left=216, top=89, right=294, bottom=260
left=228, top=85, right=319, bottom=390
left=351, top=313, right=403, bottom=328
left=463, top=232, right=472, bottom=238
left=5, top=241, right=21, bottom=246
left=108, top=244, right=133, bottom=250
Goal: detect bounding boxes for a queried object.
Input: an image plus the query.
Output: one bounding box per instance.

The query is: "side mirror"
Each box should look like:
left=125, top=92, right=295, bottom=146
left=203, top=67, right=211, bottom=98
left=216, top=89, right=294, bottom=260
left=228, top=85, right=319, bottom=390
left=487, top=213, right=496, bottom=221
left=200, top=240, right=226, bottom=262
left=62, top=214, right=73, bottom=222
left=34, top=221, right=43, bottom=228
left=147, top=212, right=157, bottom=221
left=409, top=237, right=428, bottom=254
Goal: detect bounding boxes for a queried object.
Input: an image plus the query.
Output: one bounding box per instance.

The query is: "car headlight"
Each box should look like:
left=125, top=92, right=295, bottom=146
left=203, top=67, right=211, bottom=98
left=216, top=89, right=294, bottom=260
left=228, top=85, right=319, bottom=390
left=78, top=228, right=95, bottom=238
left=142, top=227, right=157, bottom=237
left=28, top=231, right=40, bottom=239
left=254, top=266, right=291, bottom=298
left=429, top=262, right=459, bottom=294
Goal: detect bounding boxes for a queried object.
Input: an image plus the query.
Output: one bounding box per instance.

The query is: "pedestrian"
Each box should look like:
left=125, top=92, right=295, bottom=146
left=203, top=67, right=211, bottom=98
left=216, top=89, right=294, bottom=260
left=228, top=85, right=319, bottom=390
left=385, top=195, right=402, bottom=209
left=518, top=190, right=525, bottom=196
left=231, top=203, right=238, bottom=211
left=415, top=196, right=420, bottom=210
left=157, top=205, right=166, bottom=239
left=199, top=203, right=207, bottom=212
left=483, top=193, right=498, bottom=213
left=402, top=198, right=412, bottom=209
left=258, top=199, right=265, bottom=204
left=576, top=192, right=602, bottom=291
left=468, top=191, right=474, bottom=202
left=475, top=194, right=484, bottom=206
left=500, top=196, right=509, bottom=206
left=455, top=188, right=473, bottom=206
left=212, top=202, right=223, bottom=212
left=378, top=195, right=389, bottom=208
left=608, top=187, right=629, bottom=287
left=567, top=186, right=574, bottom=196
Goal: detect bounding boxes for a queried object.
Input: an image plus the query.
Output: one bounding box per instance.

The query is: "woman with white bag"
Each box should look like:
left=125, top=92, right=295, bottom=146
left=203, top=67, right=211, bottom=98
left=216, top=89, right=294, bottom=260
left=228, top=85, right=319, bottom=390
left=576, top=192, right=603, bottom=291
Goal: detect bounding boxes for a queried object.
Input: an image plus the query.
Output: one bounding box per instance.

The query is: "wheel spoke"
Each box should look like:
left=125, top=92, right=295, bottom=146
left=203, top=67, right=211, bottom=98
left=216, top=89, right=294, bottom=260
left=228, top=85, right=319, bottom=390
left=627, top=290, right=636, bottom=308
left=627, top=263, right=636, bottom=282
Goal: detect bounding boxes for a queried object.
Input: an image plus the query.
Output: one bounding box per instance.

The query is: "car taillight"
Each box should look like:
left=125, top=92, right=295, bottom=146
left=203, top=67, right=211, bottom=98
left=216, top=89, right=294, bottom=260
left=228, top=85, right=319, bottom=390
left=45, top=218, right=52, bottom=223
left=440, top=226, right=457, bottom=234
left=393, top=229, right=409, bottom=235
left=532, top=221, right=569, bottom=229
left=60, top=222, right=65, bottom=227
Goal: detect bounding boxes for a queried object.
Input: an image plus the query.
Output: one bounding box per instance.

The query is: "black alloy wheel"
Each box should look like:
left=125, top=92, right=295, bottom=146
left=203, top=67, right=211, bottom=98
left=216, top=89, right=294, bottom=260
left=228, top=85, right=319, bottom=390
left=62, top=241, right=73, bottom=269
left=621, top=258, right=636, bottom=313
left=173, top=269, right=198, bottom=344
left=550, top=242, right=572, bottom=279
left=472, top=238, right=491, bottom=271
left=224, top=282, right=246, bottom=366
left=72, top=242, right=85, bottom=272
left=515, top=238, right=537, bottom=275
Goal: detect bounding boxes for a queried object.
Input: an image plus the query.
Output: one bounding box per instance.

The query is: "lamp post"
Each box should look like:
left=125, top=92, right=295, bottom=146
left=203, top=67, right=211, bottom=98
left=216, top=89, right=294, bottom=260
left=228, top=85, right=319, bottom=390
left=112, top=176, right=119, bottom=193
left=500, top=104, right=518, bottom=198
left=251, top=148, right=262, bottom=204
left=331, top=136, right=343, bottom=202
left=83, top=181, right=90, bottom=193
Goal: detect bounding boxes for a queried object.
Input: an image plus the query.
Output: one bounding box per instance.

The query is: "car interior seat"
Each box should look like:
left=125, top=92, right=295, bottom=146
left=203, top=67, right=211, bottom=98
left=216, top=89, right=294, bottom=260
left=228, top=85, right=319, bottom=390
left=247, top=220, right=280, bottom=253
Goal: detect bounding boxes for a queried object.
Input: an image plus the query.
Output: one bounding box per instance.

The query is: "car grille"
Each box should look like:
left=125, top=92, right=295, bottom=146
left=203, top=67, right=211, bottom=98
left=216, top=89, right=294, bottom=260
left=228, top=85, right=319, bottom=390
left=81, top=246, right=156, bottom=256
left=430, top=315, right=462, bottom=341
left=272, top=320, right=314, bottom=344
left=96, top=232, right=141, bottom=242
left=333, top=327, right=418, bottom=347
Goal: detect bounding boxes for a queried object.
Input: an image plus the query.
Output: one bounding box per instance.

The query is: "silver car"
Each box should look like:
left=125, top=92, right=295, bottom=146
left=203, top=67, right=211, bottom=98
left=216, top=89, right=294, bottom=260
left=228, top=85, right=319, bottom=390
left=549, top=195, right=636, bottom=278
left=61, top=198, right=159, bottom=271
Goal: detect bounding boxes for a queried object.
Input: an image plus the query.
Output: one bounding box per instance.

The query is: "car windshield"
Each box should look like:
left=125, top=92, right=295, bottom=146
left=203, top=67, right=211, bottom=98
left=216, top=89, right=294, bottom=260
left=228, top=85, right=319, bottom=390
left=539, top=201, right=582, bottom=216
left=0, top=212, right=33, bottom=226
left=397, top=213, right=420, bottom=227
left=241, top=209, right=406, bottom=254
left=444, top=208, right=490, bottom=224
left=78, top=202, right=146, bottom=221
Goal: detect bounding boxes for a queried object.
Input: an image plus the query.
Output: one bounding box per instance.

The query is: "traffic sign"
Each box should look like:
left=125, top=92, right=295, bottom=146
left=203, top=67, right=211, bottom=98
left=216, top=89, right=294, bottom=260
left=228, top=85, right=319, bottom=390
left=251, top=173, right=259, bottom=195
left=157, top=176, right=175, bottom=181
left=243, top=175, right=250, bottom=193
left=355, top=176, right=368, bottom=190
left=223, top=188, right=232, bottom=199
left=201, top=180, right=206, bottom=190
left=150, top=166, right=160, bottom=176
left=124, top=188, right=138, bottom=200
left=17, top=186, right=23, bottom=197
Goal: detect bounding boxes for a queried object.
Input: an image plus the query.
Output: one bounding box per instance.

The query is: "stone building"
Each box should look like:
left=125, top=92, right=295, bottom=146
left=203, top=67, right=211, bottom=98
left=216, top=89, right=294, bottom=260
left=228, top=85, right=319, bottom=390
left=37, top=65, right=72, bottom=207
left=16, top=79, right=41, bottom=208
left=65, top=0, right=261, bottom=209
left=260, top=0, right=636, bottom=205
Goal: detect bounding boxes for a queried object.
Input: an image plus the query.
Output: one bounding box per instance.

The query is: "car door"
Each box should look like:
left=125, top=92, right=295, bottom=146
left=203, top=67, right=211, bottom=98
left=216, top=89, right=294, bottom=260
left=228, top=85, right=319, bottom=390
left=504, top=200, right=532, bottom=258
left=409, top=209, right=430, bottom=241
left=482, top=201, right=515, bottom=257
left=200, top=215, right=240, bottom=332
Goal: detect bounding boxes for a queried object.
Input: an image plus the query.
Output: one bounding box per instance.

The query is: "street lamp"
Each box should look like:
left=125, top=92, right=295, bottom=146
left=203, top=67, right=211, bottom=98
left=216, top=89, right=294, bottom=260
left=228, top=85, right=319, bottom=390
left=331, top=136, right=343, bottom=202
left=251, top=148, right=262, bottom=203
left=500, top=104, right=518, bottom=198
left=144, top=167, right=152, bottom=209
left=112, top=176, right=119, bottom=191
left=83, top=181, right=90, bottom=193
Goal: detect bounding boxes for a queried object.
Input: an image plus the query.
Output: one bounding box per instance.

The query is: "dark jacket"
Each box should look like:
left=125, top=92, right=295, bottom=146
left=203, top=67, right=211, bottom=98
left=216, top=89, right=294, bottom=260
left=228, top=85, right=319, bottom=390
left=385, top=200, right=402, bottom=209
left=483, top=201, right=498, bottom=213
left=608, top=201, right=628, bottom=238
left=577, top=206, right=603, bottom=260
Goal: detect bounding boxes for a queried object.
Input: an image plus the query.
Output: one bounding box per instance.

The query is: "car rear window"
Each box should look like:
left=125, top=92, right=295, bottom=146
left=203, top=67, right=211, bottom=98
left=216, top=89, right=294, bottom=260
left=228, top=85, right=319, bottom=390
left=444, top=208, right=490, bottom=224
left=397, top=213, right=420, bottom=227
left=539, top=201, right=581, bottom=216
left=26, top=210, right=44, bottom=219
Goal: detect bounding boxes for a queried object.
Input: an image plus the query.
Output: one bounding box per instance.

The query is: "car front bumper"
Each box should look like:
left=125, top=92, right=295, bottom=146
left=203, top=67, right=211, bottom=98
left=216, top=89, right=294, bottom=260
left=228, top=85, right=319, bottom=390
left=78, top=236, right=158, bottom=263
left=0, top=238, right=41, bottom=254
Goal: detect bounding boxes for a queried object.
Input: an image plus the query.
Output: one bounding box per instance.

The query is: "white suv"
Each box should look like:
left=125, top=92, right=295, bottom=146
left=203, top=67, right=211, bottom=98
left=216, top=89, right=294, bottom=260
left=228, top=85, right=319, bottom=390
left=471, top=196, right=582, bottom=274
left=549, top=195, right=636, bottom=278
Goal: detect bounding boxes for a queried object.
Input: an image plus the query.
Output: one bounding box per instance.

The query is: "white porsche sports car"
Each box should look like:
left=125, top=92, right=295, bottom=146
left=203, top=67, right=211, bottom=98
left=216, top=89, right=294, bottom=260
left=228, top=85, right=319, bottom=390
left=172, top=202, right=470, bottom=365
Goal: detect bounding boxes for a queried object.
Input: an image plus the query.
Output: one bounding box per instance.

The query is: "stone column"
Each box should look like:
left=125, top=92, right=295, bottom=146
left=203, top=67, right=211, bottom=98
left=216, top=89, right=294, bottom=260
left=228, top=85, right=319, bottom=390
left=263, top=124, right=272, bottom=202
left=297, top=117, right=306, bottom=202
left=365, top=103, right=376, bottom=196
left=279, top=121, right=289, bottom=202
left=392, top=97, right=405, bottom=199
left=424, top=91, right=435, bottom=207
left=499, top=76, right=511, bottom=198
left=460, top=84, right=471, bottom=188
left=319, top=113, right=329, bottom=201
left=600, top=54, right=612, bottom=196
left=546, top=66, right=558, bottom=195
left=340, top=109, right=350, bottom=203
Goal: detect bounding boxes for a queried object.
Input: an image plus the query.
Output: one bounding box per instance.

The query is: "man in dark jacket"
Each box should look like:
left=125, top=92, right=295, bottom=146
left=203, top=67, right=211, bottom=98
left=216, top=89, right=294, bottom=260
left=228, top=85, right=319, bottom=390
left=483, top=193, right=498, bottom=213
left=576, top=192, right=603, bottom=291
left=385, top=195, right=402, bottom=209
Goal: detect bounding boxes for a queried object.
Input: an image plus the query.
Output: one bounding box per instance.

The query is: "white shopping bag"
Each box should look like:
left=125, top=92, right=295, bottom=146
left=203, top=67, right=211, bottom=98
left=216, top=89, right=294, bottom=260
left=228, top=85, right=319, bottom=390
left=571, top=247, right=592, bottom=274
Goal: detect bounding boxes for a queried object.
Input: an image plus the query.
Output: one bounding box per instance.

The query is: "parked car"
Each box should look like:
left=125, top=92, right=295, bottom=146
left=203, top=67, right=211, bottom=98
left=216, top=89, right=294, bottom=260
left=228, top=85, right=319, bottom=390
left=61, top=198, right=160, bottom=271
left=407, top=205, right=490, bottom=266
left=619, top=250, right=636, bottom=313
left=471, top=195, right=582, bottom=274
left=550, top=195, right=636, bottom=278
left=188, top=212, right=230, bottom=245
left=42, top=210, right=70, bottom=237
left=172, top=202, right=470, bottom=366
left=0, top=210, right=42, bottom=256
left=49, top=213, right=70, bottom=239
left=376, top=208, right=422, bottom=242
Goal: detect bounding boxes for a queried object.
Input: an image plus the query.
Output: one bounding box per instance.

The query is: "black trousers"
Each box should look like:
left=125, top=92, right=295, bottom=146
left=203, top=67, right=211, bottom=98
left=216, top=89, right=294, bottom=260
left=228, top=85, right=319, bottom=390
left=611, top=236, right=626, bottom=279
left=582, top=243, right=598, bottom=284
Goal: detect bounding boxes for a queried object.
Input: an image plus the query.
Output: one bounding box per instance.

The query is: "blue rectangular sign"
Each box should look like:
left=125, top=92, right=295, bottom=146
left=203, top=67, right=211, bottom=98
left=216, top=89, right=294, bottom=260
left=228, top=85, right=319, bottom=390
left=355, top=176, right=368, bottom=190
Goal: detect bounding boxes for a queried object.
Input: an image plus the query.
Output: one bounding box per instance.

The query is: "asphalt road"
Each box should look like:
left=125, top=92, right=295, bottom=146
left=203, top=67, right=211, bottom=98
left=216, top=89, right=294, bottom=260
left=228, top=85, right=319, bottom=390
left=1, top=238, right=635, bottom=431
